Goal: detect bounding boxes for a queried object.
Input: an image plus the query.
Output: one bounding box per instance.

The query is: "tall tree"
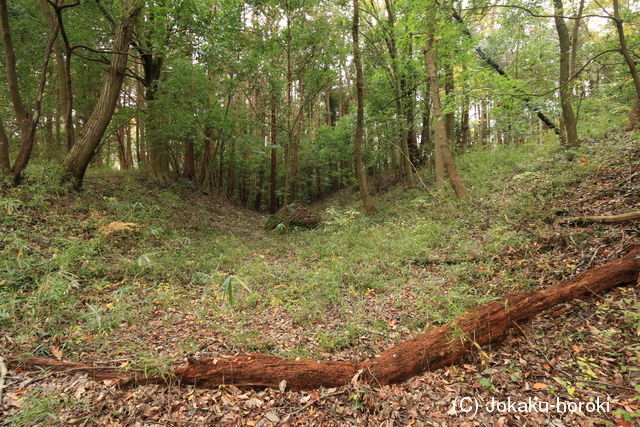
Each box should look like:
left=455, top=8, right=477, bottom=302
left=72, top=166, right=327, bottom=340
left=0, top=0, right=58, bottom=183
left=612, top=0, right=640, bottom=129
left=352, top=0, right=375, bottom=213
left=382, top=0, right=414, bottom=187
left=424, top=1, right=466, bottom=199
left=40, top=0, right=76, bottom=152
left=62, top=5, right=141, bottom=188
left=553, top=0, right=578, bottom=148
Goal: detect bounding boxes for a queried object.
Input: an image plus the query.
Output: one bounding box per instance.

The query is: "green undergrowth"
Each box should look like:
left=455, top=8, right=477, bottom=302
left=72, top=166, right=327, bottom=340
left=1, top=132, right=638, bottom=365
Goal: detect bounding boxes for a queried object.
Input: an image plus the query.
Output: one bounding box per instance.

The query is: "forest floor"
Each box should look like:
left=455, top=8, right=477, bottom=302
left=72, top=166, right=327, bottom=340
left=1, top=132, right=640, bottom=425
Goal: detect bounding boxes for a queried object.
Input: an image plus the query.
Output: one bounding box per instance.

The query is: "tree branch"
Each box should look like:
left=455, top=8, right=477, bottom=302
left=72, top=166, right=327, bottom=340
left=462, top=4, right=613, bottom=21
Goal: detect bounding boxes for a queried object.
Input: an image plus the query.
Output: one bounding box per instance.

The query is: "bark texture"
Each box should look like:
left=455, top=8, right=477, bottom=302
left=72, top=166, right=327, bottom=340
left=612, top=0, right=640, bottom=129
left=0, top=0, right=58, bottom=182
left=352, top=0, right=375, bottom=213
left=553, top=0, right=579, bottom=148
left=424, top=24, right=467, bottom=199
left=62, top=7, right=140, bottom=188
left=14, top=249, right=640, bottom=390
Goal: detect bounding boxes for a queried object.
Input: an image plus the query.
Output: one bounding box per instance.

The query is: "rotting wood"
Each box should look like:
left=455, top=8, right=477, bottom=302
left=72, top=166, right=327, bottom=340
left=11, top=248, right=640, bottom=390
left=561, top=211, right=640, bottom=225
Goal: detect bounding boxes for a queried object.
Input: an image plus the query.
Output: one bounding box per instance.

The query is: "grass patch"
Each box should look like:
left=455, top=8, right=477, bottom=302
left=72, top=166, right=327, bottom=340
left=1, top=133, right=638, bottom=369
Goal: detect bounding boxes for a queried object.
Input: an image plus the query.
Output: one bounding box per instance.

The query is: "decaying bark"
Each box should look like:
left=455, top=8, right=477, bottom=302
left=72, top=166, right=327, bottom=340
left=562, top=211, right=640, bottom=225
left=12, top=248, right=640, bottom=390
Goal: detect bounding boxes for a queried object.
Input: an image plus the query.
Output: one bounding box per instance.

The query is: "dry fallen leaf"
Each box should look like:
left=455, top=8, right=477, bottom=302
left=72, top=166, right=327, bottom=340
left=51, top=345, right=63, bottom=360
left=265, top=412, right=280, bottom=423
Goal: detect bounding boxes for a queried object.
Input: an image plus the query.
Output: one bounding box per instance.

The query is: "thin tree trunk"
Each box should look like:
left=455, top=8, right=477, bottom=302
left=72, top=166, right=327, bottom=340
left=44, top=117, right=55, bottom=159
left=290, top=74, right=304, bottom=201
left=570, top=0, right=585, bottom=80
left=0, top=0, right=58, bottom=182
left=612, top=0, right=640, bottom=129
left=424, top=15, right=467, bottom=199
left=270, top=93, right=278, bottom=214
left=283, top=8, right=293, bottom=213
left=352, top=0, right=375, bottom=213
left=384, top=0, right=414, bottom=187
left=62, top=6, right=141, bottom=188
left=460, top=94, right=470, bottom=153
left=420, top=80, right=431, bottom=166
left=405, top=35, right=419, bottom=166
left=444, top=65, right=455, bottom=144
left=40, top=0, right=75, bottom=152
left=226, top=142, right=236, bottom=198
left=553, top=0, right=579, bottom=148
left=183, top=139, right=195, bottom=181
left=125, top=119, right=133, bottom=167
left=0, top=120, right=9, bottom=175
left=254, top=165, right=265, bottom=211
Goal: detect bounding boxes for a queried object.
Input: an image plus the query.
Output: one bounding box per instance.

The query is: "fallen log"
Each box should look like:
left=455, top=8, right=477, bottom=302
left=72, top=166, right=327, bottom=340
left=12, top=248, right=640, bottom=390
left=561, top=210, right=640, bottom=225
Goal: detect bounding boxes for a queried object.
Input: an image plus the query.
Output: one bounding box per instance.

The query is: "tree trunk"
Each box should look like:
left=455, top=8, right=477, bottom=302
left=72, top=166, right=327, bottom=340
left=254, top=165, right=265, bottom=211
left=40, top=0, right=75, bottom=152
left=125, top=119, right=133, bottom=167
left=0, top=0, right=58, bottom=182
left=553, top=0, right=579, bottom=148
left=444, top=65, right=455, bottom=144
left=270, top=93, right=278, bottom=214
left=352, top=0, right=375, bottom=213
left=226, top=142, right=236, bottom=199
left=384, top=0, right=414, bottom=187
left=612, top=0, right=640, bottom=129
left=116, top=120, right=129, bottom=169
left=44, top=117, right=55, bottom=159
left=424, top=23, right=467, bottom=199
left=183, top=139, right=195, bottom=181
left=289, top=74, right=305, bottom=201
left=199, top=132, right=216, bottom=193
left=135, top=74, right=146, bottom=167
left=283, top=9, right=293, bottom=213
left=17, top=249, right=640, bottom=390
left=460, top=94, right=470, bottom=153
left=478, top=102, right=487, bottom=145
left=0, top=119, right=9, bottom=175
left=62, top=6, right=141, bottom=188
left=404, top=34, right=419, bottom=166
left=459, top=62, right=470, bottom=153
left=420, top=81, right=431, bottom=166
left=145, top=59, right=171, bottom=182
